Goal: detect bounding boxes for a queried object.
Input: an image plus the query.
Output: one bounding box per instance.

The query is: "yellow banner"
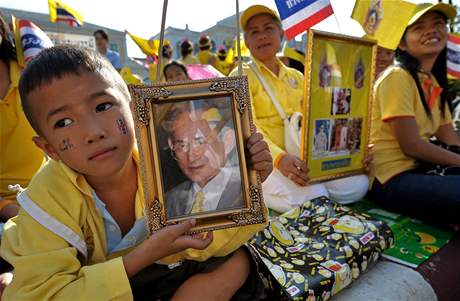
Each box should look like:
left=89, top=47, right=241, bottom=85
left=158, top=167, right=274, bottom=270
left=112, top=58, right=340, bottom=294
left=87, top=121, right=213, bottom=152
left=352, top=0, right=415, bottom=50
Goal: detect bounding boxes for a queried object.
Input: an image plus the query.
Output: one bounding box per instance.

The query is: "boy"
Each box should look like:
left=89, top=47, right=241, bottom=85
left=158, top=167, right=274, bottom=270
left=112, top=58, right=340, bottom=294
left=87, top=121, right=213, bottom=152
left=0, top=46, right=272, bottom=300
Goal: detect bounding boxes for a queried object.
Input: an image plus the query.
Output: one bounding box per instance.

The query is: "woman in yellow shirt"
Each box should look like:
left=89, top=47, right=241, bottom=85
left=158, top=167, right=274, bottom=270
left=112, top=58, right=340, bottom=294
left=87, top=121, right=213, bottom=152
left=370, top=3, right=460, bottom=224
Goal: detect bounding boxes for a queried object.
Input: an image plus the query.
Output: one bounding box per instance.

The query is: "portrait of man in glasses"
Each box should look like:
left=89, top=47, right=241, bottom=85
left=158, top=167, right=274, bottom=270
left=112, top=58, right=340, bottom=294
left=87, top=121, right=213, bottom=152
left=160, top=100, right=243, bottom=219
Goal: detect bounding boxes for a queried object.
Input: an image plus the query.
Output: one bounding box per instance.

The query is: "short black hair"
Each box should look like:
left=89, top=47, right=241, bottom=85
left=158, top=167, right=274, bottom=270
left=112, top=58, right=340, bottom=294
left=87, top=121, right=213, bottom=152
left=163, top=61, right=189, bottom=81
left=19, top=45, right=129, bottom=135
left=93, top=29, right=108, bottom=41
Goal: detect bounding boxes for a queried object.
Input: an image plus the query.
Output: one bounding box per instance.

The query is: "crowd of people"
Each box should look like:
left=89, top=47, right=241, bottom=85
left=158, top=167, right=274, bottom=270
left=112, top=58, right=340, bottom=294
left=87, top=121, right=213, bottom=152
left=0, top=2, right=459, bottom=300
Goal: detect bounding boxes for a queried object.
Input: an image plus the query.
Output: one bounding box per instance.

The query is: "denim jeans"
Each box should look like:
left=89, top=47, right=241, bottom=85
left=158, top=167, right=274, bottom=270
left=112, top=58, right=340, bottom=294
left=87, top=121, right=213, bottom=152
left=370, top=170, right=460, bottom=224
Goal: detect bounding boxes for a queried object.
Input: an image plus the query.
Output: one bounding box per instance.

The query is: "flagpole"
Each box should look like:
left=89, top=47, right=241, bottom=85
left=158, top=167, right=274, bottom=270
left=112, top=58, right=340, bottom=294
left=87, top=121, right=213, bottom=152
left=157, top=0, right=168, bottom=84
left=332, top=12, right=342, bottom=35
left=236, top=0, right=242, bottom=76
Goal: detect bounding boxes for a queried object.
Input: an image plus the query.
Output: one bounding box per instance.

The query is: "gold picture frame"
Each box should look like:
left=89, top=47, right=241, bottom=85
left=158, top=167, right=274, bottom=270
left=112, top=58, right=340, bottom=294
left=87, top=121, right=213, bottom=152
left=301, top=30, right=377, bottom=182
left=129, top=76, right=267, bottom=234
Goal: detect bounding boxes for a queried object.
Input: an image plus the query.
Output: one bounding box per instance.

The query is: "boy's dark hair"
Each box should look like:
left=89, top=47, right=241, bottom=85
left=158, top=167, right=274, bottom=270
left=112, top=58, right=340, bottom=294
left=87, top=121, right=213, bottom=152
left=395, top=12, right=449, bottom=118
left=19, top=45, right=129, bottom=135
left=163, top=61, right=189, bottom=81
left=93, top=29, right=109, bottom=41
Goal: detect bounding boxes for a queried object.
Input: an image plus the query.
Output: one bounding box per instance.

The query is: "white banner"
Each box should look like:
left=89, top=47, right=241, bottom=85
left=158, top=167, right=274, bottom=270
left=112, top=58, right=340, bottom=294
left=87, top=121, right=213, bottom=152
left=46, top=31, right=96, bottom=50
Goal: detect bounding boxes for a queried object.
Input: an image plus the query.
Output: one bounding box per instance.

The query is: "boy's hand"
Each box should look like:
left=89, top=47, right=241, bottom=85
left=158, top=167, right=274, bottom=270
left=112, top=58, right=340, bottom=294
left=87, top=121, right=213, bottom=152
left=152, top=219, right=213, bottom=255
left=278, top=154, right=309, bottom=186
left=123, top=219, right=213, bottom=278
left=247, top=132, right=273, bottom=182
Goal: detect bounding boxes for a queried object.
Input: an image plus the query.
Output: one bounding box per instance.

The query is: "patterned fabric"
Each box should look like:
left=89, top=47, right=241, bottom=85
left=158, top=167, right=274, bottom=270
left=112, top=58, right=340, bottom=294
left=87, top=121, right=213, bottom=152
left=248, top=196, right=393, bottom=300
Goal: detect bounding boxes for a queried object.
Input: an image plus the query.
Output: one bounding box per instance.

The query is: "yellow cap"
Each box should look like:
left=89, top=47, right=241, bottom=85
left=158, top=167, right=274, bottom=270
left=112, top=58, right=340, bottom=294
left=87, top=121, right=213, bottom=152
left=240, top=5, right=280, bottom=30
left=408, top=3, right=456, bottom=26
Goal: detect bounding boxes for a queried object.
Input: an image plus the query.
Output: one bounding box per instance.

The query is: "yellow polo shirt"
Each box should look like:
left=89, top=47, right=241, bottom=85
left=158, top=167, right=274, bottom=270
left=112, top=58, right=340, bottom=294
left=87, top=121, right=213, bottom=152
left=0, top=61, right=45, bottom=201
left=229, top=58, right=304, bottom=161
left=370, top=66, right=452, bottom=184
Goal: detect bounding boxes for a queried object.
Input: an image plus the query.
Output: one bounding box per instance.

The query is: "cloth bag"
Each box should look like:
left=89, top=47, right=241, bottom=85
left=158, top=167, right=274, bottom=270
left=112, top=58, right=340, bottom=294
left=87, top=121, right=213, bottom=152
left=248, top=62, right=302, bottom=156
left=248, top=196, right=394, bottom=300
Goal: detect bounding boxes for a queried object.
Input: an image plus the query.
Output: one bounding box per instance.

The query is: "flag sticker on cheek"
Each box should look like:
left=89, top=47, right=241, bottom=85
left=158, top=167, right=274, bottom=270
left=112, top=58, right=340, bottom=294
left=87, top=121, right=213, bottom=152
left=117, top=117, right=128, bottom=135
left=59, top=138, right=74, bottom=151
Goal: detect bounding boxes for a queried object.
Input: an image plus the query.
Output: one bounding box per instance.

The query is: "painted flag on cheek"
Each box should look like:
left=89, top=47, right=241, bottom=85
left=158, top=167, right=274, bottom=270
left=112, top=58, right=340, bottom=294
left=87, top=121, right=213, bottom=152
left=274, top=0, right=334, bottom=40
left=447, top=33, right=460, bottom=79
left=12, top=17, right=54, bottom=67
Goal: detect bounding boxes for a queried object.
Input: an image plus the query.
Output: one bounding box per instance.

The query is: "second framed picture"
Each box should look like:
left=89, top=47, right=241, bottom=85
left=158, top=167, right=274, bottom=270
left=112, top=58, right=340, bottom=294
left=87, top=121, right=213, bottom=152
left=129, top=76, right=267, bottom=234
left=301, top=30, right=377, bottom=182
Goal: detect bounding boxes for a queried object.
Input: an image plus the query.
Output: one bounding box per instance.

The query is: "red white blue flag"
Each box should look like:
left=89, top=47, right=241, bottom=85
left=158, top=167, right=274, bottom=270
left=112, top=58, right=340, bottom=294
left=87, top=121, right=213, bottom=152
left=12, top=17, right=54, bottom=66
left=447, top=33, right=460, bottom=79
left=274, top=0, right=334, bottom=40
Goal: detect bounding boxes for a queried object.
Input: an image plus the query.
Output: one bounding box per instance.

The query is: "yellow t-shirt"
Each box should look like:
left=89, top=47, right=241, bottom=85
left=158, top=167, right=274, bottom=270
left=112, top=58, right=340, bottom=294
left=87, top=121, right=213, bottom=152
left=181, top=54, right=200, bottom=65
left=0, top=60, right=45, bottom=200
left=229, top=58, right=304, bottom=161
left=197, top=50, right=218, bottom=68
left=370, top=66, right=452, bottom=184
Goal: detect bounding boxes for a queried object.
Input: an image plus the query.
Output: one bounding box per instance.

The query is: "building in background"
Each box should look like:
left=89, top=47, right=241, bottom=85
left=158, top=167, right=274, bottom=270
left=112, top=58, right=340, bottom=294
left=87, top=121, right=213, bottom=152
left=0, top=7, right=147, bottom=80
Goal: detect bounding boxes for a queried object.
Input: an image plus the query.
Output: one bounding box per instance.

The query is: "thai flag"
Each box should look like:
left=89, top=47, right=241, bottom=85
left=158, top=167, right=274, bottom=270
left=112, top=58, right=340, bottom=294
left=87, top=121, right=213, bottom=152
left=275, top=0, right=334, bottom=40
left=14, top=18, right=54, bottom=66
left=56, top=7, right=82, bottom=27
left=447, top=33, right=460, bottom=79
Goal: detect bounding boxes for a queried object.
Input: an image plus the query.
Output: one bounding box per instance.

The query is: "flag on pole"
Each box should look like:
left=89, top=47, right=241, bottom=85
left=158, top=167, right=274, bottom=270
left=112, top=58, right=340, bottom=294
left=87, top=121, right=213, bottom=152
left=352, top=0, right=415, bottom=50
left=48, top=0, right=84, bottom=27
left=274, top=0, right=333, bottom=40
left=12, top=16, right=54, bottom=67
left=447, top=33, right=460, bottom=79
left=126, top=31, right=170, bottom=63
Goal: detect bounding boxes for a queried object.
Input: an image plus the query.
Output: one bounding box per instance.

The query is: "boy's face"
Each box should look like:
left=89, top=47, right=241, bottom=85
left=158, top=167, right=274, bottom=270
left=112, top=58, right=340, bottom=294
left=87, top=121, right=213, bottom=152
left=30, top=71, right=135, bottom=181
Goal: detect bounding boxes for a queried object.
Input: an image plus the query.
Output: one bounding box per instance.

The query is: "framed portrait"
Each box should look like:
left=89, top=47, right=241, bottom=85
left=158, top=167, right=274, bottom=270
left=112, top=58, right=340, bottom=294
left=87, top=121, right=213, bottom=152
left=129, top=76, right=267, bottom=234
left=301, top=30, right=377, bottom=182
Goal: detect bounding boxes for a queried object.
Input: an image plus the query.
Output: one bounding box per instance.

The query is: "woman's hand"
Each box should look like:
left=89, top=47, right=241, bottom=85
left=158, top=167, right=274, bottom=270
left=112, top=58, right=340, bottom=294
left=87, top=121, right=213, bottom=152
left=278, top=154, right=309, bottom=186
left=363, top=144, right=374, bottom=174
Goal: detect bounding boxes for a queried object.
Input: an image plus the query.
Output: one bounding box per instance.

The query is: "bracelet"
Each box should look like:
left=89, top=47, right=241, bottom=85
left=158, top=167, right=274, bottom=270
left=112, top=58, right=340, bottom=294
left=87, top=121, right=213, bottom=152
left=274, top=153, right=288, bottom=169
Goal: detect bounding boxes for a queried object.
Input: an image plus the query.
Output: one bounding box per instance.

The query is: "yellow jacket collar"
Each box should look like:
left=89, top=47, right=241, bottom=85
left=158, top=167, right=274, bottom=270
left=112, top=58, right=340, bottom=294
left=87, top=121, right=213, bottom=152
left=251, top=56, right=289, bottom=79
left=56, top=148, right=141, bottom=197
left=9, top=60, right=21, bottom=88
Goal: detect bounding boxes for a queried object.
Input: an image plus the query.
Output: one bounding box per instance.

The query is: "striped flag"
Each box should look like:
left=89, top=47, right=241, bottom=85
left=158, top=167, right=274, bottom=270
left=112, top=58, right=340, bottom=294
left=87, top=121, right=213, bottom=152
left=12, top=16, right=54, bottom=67
left=274, top=0, right=333, bottom=40
left=48, top=0, right=84, bottom=27
left=447, top=33, right=460, bottom=79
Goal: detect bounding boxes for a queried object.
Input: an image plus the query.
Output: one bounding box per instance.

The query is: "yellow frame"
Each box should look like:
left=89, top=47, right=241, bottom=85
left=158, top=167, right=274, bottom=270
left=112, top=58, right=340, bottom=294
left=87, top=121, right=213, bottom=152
left=129, top=76, right=267, bottom=234
left=301, top=30, right=377, bottom=182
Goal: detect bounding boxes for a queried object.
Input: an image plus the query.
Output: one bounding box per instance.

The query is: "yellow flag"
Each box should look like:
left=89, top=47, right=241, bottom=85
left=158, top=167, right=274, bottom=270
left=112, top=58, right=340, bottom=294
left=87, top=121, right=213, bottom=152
left=126, top=31, right=169, bottom=57
left=352, top=0, right=416, bottom=50
left=233, top=35, right=251, bottom=58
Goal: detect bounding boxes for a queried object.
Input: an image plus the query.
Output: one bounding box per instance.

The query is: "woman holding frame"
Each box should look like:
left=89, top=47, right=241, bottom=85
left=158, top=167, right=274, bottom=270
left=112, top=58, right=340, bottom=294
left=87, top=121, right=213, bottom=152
left=370, top=3, right=460, bottom=224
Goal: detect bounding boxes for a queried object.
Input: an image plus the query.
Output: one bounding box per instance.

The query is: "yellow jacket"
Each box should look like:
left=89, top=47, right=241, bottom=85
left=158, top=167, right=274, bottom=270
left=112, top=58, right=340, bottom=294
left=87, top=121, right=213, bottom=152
left=0, top=150, right=266, bottom=300
left=229, top=58, right=304, bottom=161
left=0, top=61, right=45, bottom=201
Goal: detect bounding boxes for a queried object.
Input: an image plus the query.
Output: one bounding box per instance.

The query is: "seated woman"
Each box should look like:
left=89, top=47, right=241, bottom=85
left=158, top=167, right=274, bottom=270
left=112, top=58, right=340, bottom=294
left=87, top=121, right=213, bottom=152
left=231, top=5, right=370, bottom=213
left=369, top=3, right=460, bottom=224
